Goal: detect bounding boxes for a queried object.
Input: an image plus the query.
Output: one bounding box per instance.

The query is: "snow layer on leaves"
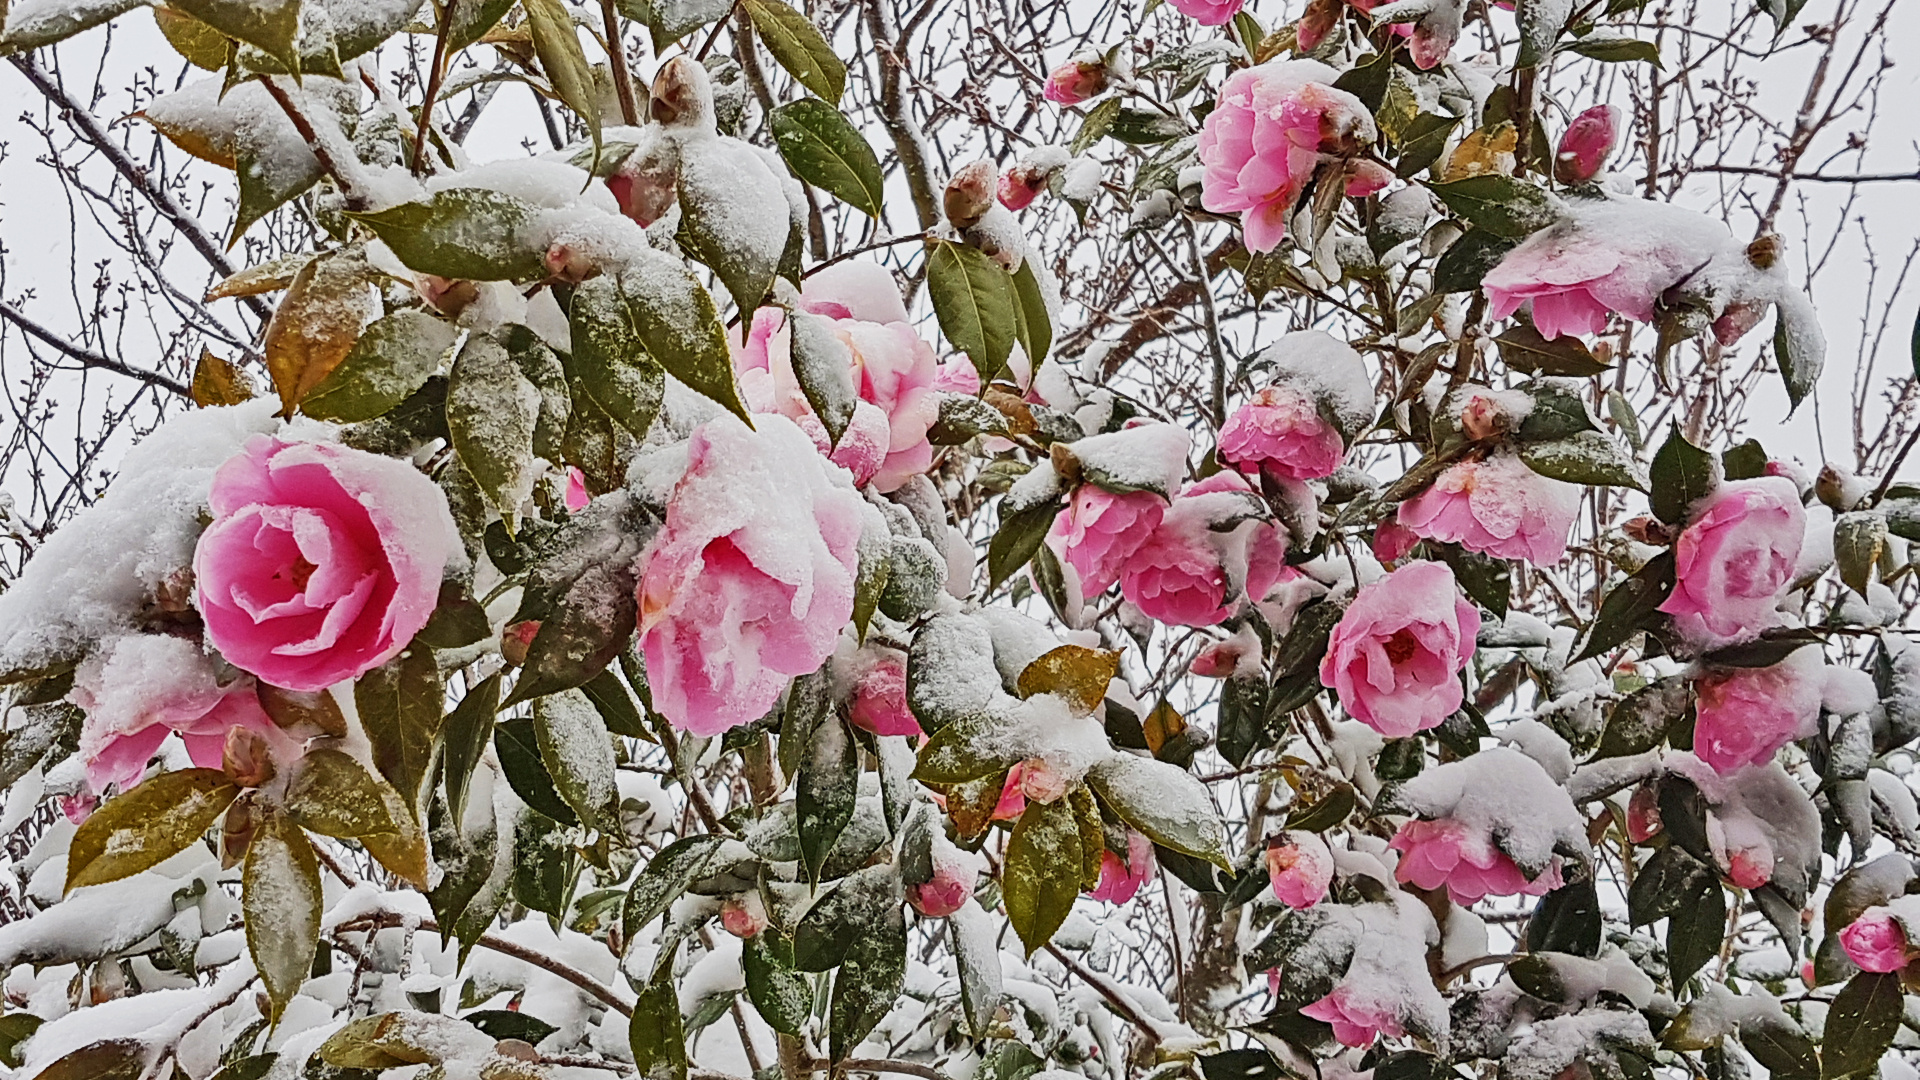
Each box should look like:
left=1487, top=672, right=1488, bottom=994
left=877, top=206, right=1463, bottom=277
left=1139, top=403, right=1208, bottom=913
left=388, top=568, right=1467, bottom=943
left=1500, top=1009, right=1655, bottom=1080
left=0, top=399, right=280, bottom=674
left=143, top=77, right=350, bottom=191
left=1666, top=753, right=1820, bottom=899
left=1069, top=421, right=1190, bottom=497
left=1397, top=746, right=1590, bottom=872
left=1319, top=894, right=1450, bottom=1045
left=0, top=844, right=220, bottom=970
left=1260, top=330, right=1376, bottom=437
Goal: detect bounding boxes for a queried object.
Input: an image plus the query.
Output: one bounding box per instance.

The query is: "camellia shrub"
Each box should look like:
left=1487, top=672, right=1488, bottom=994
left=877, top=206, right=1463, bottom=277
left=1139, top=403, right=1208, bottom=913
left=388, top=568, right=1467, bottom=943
left=0, top=0, right=1915, bottom=1076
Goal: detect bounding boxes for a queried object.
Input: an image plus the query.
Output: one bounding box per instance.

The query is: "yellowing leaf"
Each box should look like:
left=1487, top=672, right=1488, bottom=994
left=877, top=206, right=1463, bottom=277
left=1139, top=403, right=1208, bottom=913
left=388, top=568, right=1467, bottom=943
left=1442, top=122, right=1518, bottom=181
left=1015, top=644, right=1120, bottom=717
left=205, top=252, right=313, bottom=301
left=191, top=349, right=254, bottom=407
left=284, top=749, right=399, bottom=839
left=66, top=768, right=239, bottom=892
left=243, top=812, right=322, bottom=1021
left=262, top=251, right=379, bottom=416
left=154, top=6, right=233, bottom=70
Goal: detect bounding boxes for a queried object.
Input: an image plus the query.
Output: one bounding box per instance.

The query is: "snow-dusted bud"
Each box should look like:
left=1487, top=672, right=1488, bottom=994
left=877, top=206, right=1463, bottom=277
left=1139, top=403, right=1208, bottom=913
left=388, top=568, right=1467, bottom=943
left=998, top=165, right=1048, bottom=211
left=1043, top=58, right=1108, bottom=105
left=944, top=161, right=996, bottom=230
left=1294, top=0, right=1344, bottom=51
left=909, top=845, right=982, bottom=917
left=1554, top=104, right=1620, bottom=185
left=719, top=893, right=768, bottom=938
left=607, top=161, right=678, bottom=228
left=1458, top=390, right=1510, bottom=441
left=544, top=242, right=598, bottom=284
left=222, top=725, right=276, bottom=788
left=650, top=56, right=713, bottom=130
left=1747, top=232, right=1784, bottom=270
left=416, top=274, right=479, bottom=317
left=502, top=620, right=541, bottom=667
left=1019, top=757, right=1069, bottom=804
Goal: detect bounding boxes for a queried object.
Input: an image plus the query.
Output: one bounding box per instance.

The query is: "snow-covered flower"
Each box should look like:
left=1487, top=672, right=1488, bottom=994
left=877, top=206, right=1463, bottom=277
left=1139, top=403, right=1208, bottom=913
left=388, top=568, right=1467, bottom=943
left=1319, top=561, right=1480, bottom=737
left=1691, top=648, right=1824, bottom=773
left=1659, top=476, right=1806, bottom=647
left=1089, top=829, right=1154, bottom=904
left=1390, top=818, right=1564, bottom=904
left=846, top=645, right=920, bottom=738
left=1197, top=60, right=1379, bottom=254
left=1303, top=985, right=1404, bottom=1047
left=1047, top=487, right=1166, bottom=599
left=910, top=844, right=982, bottom=917
left=194, top=435, right=460, bottom=692
left=1389, top=746, right=1587, bottom=903
left=1555, top=104, right=1621, bottom=185
left=1266, top=831, right=1334, bottom=909
left=1018, top=757, right=1070, bottom=804
left=1120, top=471, right=1289, bottom=628
left=1043, top=58, right=1108, bottom=105
left=638, top=415, right=869, bottom=736
left=1839, top=908, right=1912, bottom=973
left=1397, top=453, right=1582, bottom=565
left=1218, top=383, right=1346, bottom=482
left=1166, top=0, right=1244, bottom=25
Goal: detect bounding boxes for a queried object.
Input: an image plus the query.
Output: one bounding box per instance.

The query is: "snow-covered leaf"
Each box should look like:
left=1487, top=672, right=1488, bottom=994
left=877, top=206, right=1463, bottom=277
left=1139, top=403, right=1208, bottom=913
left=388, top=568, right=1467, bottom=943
left=0, top=0, right=143, bottom=48
left=798, top=711, right=859, bottom=881
left=1429, top=175, right=1560, bottom=239
left=262, top=250, right=378, bottom=416
left=441, top=672, right=501, bottom=829
left=244, top=812, right=322, bottom=1021
left=171, top=0, right=298, bottom=67
left=533, top=688, right=620, bottom=832
left=1003, top=796, right=1085, bottom=955
left=191, top=349, right=255, bottom=407
left=1822, top=971, right=1902, bottom=1080
left=1086, top=752, right=1231, bottom=868
left=769, top=98, right=884, bottom=218
left=568, top=275, right=669, bottom=437
left=790, top=311, right=857, bottom=447
left=352, top=189, right=548, bottom=282
left=284, top=748, right=398, bottom=838
left=300, top=309, right=457, bottom=423
left=1835, top=511, right=1887, bottom=599
left=569, top=267, right=748, bottom=423
left=1519, top=431, right=1648, bottom=490
left=1016, top=645, right=1119, bottom=717
left=622, top=835, right=728, bottom=938
left=631, top=967, right=689, bottom=1080
left=65, top=768, right=238, bottom=892
left=448, top=332, right=542, bottom=532
left=495, top=716, right=577, bottom=825
left=950, top=900, right=1003, bottom=1036
left=742, top=0, right=844, bottom=103
left=25, top=1041, right=146, bottom=1080
left=829, top=882, right=907, bottom=1060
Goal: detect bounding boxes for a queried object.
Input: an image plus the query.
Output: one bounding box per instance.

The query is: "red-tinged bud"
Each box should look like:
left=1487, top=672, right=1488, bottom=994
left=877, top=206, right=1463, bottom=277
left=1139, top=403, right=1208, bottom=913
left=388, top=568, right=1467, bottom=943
left=417, top=275, right=479, bottom=317
left=1372, top=519, right=1419, bottom=563
left=222, top=725, right=276, bottom=788
left=1294, top=0, right=1343, bottom=51
left=944, top=161, right=996, bottom=230
left=1626, top=783, right=1661, bottom=842
left=719, top=894, right=768, bottom=938
left=1554, top=104, right=1620, bottom=185
left=503, top=620, right=541, bottom=667
left=607, top=164, right=678, bottom=228
left=1043, top=59, right=1109, bottom=105
left=908, top=849, right=980, bottom=918
left=1019, top=757, right=1069, bottom=804
left=650, top=56, right=712, bottom=130
left=544, top=243, right=598, bottom=284
left=998, top=165, right=1048, bottom=211
left=1459, top=392, right=1509, bottom=441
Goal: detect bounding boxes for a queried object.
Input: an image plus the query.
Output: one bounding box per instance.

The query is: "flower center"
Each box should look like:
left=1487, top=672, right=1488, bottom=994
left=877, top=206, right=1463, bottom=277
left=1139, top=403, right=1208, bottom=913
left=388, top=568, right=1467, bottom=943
left=279, top=556, right=317, bottom=594
left=1384, top=628, right=1420, bottom=665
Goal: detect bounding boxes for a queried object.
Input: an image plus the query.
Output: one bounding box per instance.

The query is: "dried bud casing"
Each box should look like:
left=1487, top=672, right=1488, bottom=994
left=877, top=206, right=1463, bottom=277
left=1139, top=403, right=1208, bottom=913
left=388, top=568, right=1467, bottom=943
left=944, top=161, right=996, bottom=230
left=222, top=725, right=276, bottom=788
left=649, top=56, right=713, bottom=130
left=1747, top=233, right=1784, bottom=270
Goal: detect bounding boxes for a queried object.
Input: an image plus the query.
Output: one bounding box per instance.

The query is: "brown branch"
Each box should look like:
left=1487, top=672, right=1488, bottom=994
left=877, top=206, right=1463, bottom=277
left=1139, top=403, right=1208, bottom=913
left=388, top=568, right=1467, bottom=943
left=1044, top=943, right=1165, bottom=1046
left=336, top=911, right=633, bottom=1016
left=415, top=0, right=456, bottom=173
left=0, top=301, right=192, bottom=397
left=602, top=0, right=640, bottom=127
left=1691, top=162, right=1920, bottom=184
left=4, top=53, right=272, bottom=323
left=259, top=76, right=372, bottom=211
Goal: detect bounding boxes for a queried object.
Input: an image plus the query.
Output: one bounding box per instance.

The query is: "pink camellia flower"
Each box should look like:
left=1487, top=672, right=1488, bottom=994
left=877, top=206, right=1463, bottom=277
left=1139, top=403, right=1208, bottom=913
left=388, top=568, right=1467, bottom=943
left=194, top=436, right=460, bottom=693
left=1019, top=757, right=1070, bottom=804
left=1319, top=561, right=1480, bottom=738
left=732, top=263, right=944, bottom=493
left=1390, top=817, right=1564, bottom=904
left=1840, top=908, right=1911, bottom=973
left=1043, top=59, right=1108, bottom=105
left=1658, top=476, right=1806, bottom=647
left=1692, top=649, right=1824, bottom=773
left=992, top=764, right=1029, bottom=821
left=71, top=634, right=296, bottom=795
left=1046, top=486, right=1166, bottom=599
left=564, top=467, right=591, bottom=512
left=1555, top=104, right=1621, bottom=186
left=847, top=646, right=921, bottom=738
left=1167, top=0, right=1244, bottom=25
left=1218, top=383, right=1346, bottom=482
left=1483, top=198, right=1748, bottom=341
left=1121, top=472, right=1289, bottom=628
left=1372, top=520, right=1419, bottom=563
left=1396, top=453, right=1583, bottom=566
left=1266, top=831, right=1334, bottom=909
left=1089, top=829, right=1155, bottom=904
left=606, top=156, right=677, bottom=227
left=719, top=894, right=768, bottom=938
left=795, top=400, right=892, bottom=489
left=1190, top=626, right=1263, bottom=679
left=1198, top=60, right=1377, bottom=254
left=638, top=415, right=868, bottom=736
left=1302, top=986, right=1404, bottom=1047
left=910, top=846, right=982, bottom=918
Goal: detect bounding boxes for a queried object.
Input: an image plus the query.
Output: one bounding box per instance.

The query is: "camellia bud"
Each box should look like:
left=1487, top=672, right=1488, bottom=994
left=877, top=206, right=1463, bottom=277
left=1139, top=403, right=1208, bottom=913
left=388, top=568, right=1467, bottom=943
left=998, top=164, right=1048, bottom=211
left=944, top=161, right=996, bottom=230
left=719, top=893, right=768, bottom=938
left=908, top=846, right=981, bottom=918
left=1293, top=0, right=1343, bottom=51
left=1043, top=58, right=1108, bottom=106
left=1019, top=758, right=1070, bottom=804
left=1626, top=783, right=1661, bottom=842
left=649, top=56, right=711, bottom=129
left=502, top=620, right=541, bottom=667
left=545, top=243, right=598, bottom=284
left=606, top=163, right=679, bottom=228
left=1554, top=104, right=1620, bottom=186
left=1747, top=233, right=1784, bottom=270
left=222, top=725, right=276, bottom=788
left=1459, top=392, right=1509, bottom=441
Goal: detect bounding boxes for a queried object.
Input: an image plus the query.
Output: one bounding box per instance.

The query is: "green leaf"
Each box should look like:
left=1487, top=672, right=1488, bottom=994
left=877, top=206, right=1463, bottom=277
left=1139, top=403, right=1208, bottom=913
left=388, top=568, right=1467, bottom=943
left=350, top=189, right=547, bottom=281
left=463, top=1010, right=559, bottom=1045
left=0, top=700, right=81, bottom=792
left=630, top=967, right=690, bottom=1080
left=1011, top=259, right=1052, bottom=372
left=1496, top=323, right=1610, bottom=376
left=300, top=310, right=456, bottom=423
left=1331, top=49, right=1393, bottom=112
left=769, top=98, right=884, bottom=218
left=22, top=1040, right=146, bottom=1080
left=1069, top=97, right=1122, bottom=156
left=927, top=238, right=1019, bottom=382
left=1428, top=175, right=1560, bottom=239
left=1394, top=112, right=1461, bottom=179
left=622, top=835, right=728, bottom=939
left=1665, top=858, right=1726, bottom=988
left=911, top=713, right=1015, bottom=784
left=1572, top=550, right=1676, bottom=663
left=232, top=139, right=325, bottom=246
left=1107, top=107, right=1186, bottom=145
left=284, top=749, right=398, bottom=838
left=1649, top=422, right=1717, bottom=526
left=244, top=812, right=323, bottom=1021
left=1740, top=1019, right=1820, bottom=1080
left=790, top=310, right=858, bottom=447
left=742, top=0, right=844, bottom=102
left=572, top=268, right=747, bottom=423
left=0, top=1013, right=41, bottom=1070
left=987, top=496, right=1061, bottom=593
left=1434, top=542, right=1510, bottom=617
left=533, top=689, right=621, bottom=832
left=799, top=711, right=860, bottom=881
left=494, top=717, right=577, bottom=825
left=567, top=276, right=668, bottom=438
left=1564, top=34, right=1662, bottom=65
left=448, top=333, right=541, bottom=532
left=1519, top=430, right=1649, bottom=489
left=1003, top=797, right=1086, bottom=955
left=744, top=935, right=813, bottom=1036
left=1835, top=511, right=1888, bottom=599
left=828, top=886, right=907, bottom=1061
left=524, top=0, right=601, bottom=166
left=1085, top=752, right=1230, bottom=868
left=1595, top=675, right=1689, bottom=758
left=445, top=0, right=517, bottom=50
left=1527, top=877, right=1601, bottom=956
left=1432, top=229, right=1518, bottom=293
left=66, top=768, right=238, bottom=891
left=1775, top=299, right=1823, bottom=414
left=171, top=0, right=298, bottom=69
left=355, top=647, right=445, bottom=816
left=507, top=560, right=642, bottom=707
left=794, top=863, right=896, bottom=971
left=581, top=666, right=648, bottom=739
left=1823, top=971, right=1903, bottom=1079
left=441, top=672, right=502, bottom=829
